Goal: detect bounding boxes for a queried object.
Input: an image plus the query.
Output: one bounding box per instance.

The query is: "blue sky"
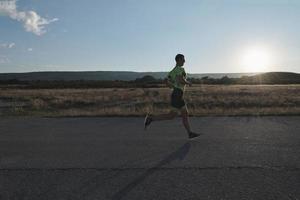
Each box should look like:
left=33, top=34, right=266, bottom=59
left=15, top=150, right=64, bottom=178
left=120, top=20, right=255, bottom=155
left=0, top=0, right=300, bottom=73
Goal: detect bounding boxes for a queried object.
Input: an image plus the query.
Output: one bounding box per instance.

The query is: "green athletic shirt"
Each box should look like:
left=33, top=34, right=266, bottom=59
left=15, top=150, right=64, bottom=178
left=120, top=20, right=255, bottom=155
left=167, top=65, right=187, bottom=91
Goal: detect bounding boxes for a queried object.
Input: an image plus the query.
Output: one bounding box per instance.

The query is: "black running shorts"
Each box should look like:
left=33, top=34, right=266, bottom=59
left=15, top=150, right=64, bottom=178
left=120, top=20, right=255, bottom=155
left=171, top=88, right=186, bottom=109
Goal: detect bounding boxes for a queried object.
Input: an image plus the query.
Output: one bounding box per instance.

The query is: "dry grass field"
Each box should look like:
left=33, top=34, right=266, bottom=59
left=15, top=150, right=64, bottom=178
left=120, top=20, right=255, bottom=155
left=0, top=85, right=299, bottom=117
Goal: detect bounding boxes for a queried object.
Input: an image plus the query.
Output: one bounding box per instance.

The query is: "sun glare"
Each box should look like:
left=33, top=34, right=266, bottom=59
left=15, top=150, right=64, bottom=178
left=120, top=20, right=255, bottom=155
left=240, top=46, right=272, bottom=72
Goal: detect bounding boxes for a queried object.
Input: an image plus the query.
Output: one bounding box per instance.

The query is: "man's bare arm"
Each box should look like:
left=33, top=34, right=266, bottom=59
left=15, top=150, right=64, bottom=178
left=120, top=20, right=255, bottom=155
left=176, top=75, right=192, bottom=86
left=165, top=78, right=173, bottom=88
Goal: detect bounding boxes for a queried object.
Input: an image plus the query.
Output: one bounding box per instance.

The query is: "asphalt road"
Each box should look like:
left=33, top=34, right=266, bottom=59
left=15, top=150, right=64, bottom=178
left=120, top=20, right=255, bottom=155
left=0, top=116, right=299, bottom=200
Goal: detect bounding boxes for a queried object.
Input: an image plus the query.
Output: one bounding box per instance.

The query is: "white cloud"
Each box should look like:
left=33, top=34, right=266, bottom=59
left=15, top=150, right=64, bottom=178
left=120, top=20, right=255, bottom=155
left=27, top=48, right=33, bottom=51
left=0, top=42, right=15, bottom=48
left=0, top=0, right=58, bottom=36
left=8, top=42, right=15, bottom=48
left=0, top=55, right=10, bottom=63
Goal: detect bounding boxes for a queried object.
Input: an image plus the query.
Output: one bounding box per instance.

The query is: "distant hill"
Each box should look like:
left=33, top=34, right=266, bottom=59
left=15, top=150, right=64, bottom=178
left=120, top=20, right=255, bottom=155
left=238, top=72, right=300, bottom=84
left=0, top=71, right=299, bottom=88
left=0, top=71, right=257, bottom=81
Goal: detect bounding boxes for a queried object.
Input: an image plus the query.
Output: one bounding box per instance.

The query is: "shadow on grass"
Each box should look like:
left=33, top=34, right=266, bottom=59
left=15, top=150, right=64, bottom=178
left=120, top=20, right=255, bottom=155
left=111, top=142, right=191, bottom=200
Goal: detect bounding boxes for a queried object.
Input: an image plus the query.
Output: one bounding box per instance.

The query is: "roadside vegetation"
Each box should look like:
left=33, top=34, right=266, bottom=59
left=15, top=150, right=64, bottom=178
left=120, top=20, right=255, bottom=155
left=0, top=85, right=299, bottom=117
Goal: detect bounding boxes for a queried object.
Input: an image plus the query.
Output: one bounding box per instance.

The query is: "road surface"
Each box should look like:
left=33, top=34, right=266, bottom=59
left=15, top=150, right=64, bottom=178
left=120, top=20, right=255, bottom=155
left=0, top=116, right=299, bottom=200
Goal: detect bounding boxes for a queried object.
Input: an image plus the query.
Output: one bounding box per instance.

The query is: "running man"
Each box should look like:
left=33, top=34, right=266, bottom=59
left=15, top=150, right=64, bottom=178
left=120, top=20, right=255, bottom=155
left=144, top=54, right=200, bottom=139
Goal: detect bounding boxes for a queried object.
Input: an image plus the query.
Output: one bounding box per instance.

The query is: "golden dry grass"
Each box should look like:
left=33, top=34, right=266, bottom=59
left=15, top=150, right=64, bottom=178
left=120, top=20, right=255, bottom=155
left=0, top=85, right=299, bottom=117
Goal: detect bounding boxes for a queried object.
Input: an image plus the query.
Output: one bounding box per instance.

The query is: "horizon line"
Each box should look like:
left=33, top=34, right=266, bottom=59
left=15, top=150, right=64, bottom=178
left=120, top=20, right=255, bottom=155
left=0, top=70, right=298, bottom=74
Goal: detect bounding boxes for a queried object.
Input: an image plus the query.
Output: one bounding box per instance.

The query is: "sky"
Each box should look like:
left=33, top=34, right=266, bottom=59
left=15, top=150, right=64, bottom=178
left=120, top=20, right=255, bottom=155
left=0, top=0, right=300, bottom=73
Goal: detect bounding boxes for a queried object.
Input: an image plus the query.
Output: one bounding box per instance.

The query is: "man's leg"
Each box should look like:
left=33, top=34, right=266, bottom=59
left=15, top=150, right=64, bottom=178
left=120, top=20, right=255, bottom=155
left=180, top=106, right=192, bottom=134
left=151, top=110, right=177, bottom=121
left=181, top=106, right=200, bottom=138
left=144, top=110, right=177, bottom=130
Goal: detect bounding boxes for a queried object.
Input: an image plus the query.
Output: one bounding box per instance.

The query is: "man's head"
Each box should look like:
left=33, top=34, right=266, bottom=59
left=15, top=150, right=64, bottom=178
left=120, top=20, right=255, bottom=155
left=175, top=54, right=185, bottom=67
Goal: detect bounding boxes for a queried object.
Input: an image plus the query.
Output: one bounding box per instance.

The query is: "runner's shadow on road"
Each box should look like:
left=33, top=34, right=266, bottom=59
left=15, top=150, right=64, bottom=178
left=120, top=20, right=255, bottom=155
left=111, top=142, right=191, bottom=200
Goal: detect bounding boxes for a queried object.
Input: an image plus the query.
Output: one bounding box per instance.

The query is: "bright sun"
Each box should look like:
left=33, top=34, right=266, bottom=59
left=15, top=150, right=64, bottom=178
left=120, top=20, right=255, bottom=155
left=240, top=46, right=272, bottom=72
